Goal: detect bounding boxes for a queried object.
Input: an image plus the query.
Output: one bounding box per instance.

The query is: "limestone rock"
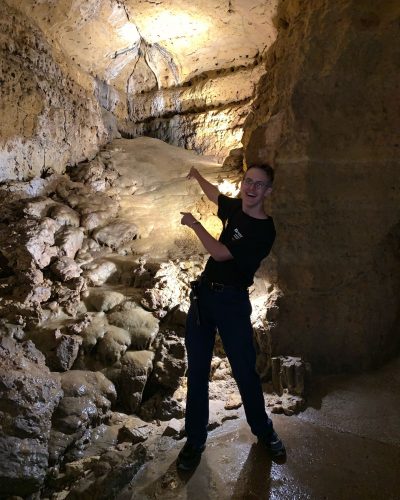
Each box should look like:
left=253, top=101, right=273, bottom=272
left=0, top=2, right=108, bottom=182
left=21, top=196, right=58, bottom=219
left=29, top=328, right=83, bottom=372
left=224, top=393, right=242, bottom=411
left=107, top=301, right=159, bottom=350
left=49, top=204, right=81, bottom=227
left=86, top=289, right=126, bottom=312
left=1, top=217, right=59, bottom=271
left=51, top=257, right=82, bottom=281
left=243, top=0, right=400, bottom=372
left=148, top=330, right=187, bottom=390
left=69, top=158, right=119, bottom=192
left=117, top=423, right=151, bottom=444
left=49, top=370, right=116, bottom=465
left=78, top=313, right=109, bottom=353
left=63, top=444, right=149, bottom=500
left=139, top=393, right=185, bottom=422
left=55, top=227, right=85, bottom=259
left=0, top=337, right=63, bottom=498
left=96, top=325, right=131, bottom=365
left=268, top=392, right=305, bottom=416
left=118, top=351, right=155, bottom=413
left=51, top=277, right=87, bottom=316
left=162, top=418, right=183, bottom=438
left=141, top=261, right=190, bottom=313
left=84, top=259, right=118, bottom=286
left=93, top=219, right=138, bottom=249
left=271, top=356, right=310, bottom=397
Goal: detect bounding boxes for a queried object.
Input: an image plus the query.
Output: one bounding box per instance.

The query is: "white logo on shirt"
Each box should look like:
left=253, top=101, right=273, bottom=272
left=232, top=228, right=243, bottom=240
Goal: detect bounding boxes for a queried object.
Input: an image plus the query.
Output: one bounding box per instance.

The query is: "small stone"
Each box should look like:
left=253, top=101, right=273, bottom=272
left=162, top=418, right=182, bottom=438
left=224, top=393, right=242, bottom=410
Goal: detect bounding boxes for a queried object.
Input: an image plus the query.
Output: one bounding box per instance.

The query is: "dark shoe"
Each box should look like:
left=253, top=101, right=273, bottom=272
left=176, top=441, right=206, bottom=471
left=258, top=429, right=286, bottom=458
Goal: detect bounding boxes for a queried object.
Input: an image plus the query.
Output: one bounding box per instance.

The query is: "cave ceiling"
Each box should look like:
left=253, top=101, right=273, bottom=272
left=7, top=0, right=278, bottom=92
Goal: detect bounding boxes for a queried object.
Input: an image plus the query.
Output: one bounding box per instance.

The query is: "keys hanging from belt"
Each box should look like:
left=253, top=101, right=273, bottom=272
left=190, top=280, right=201, bottom=326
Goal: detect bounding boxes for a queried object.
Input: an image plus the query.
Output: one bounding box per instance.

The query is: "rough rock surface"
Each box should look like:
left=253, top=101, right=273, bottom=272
left=243, top=0, right=400, bottom=372
left=0, top=337, right=63, bottom=497
left=0, top=138, right=311, bottom=498
left=107, top=301, right=159, bottom=350
left=2, top=0, right=278, bottom=173
left=117, top=350, right=155, bottom=413
left=0, top=1, right=108, bottom=181
left=49, top=370, right=116, bottom=465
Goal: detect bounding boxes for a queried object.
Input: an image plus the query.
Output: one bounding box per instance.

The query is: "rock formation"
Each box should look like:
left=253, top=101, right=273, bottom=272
left=0, top=0, right=399, bottom=496
left=242, top=0, right=400, bottom=373
left=0, top=139, right=305, bottom=497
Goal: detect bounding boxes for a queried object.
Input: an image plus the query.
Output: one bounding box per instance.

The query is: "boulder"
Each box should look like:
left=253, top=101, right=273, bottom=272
left=22, top=196, right=58, bottom=218
left=0, top=337, right=62, bottom=497
left=49, top=203, right=81, bottom=227
left=55, top=226, right=84, bottom=259
left=28, top=328, right=82, bottom=372
left=49, top=370, right=116, bottom=464
left=93, top=219, right=138, bottom=249
left=138, top=392, right=185, bottom=421
left=0, top=217, right=59, bottom=271
left=148, top=330, right=186, bottom=390
left=86, top=289, right=126, bottom=312
left=51, top=257, right=82, bottom=281
left=117, top=350, right=154, bottom=413
left=78, top=313, right=108, bottom=353
left=84, top=259, right=118, bottom=286
left=107, top=301, right=159, bottom=350
left=96, top=325, right=131, bottom=365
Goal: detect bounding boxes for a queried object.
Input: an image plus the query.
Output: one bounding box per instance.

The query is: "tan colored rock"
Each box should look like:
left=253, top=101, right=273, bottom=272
left=148, top=331, right=186, bottom=390
left=93, top=219, right=138, bottom=249
left=55, top=227, right=85, bottom=259
left=1, top=218, right=59, bottom=271
left=86, top=289, right=126, bottom=312
left=96, top=326, right=131, bottom=365
left=0, top=2, right=108, bottom=182
left=0, top=338, right=63, bottom=498
left=243, top=0, right=400, bottom=372
left=224, top=393, right=242, bottom=411
left=78, top=313, right=109, bottom=352
left=107, top=301, right=159, bottom=350
left=22, top=197, right=58, bottom=219
left=51, top=257, right=82, bottom=281
left=118, top=350, right=155, bottom=413
left=84, top=259, right=119, bottom=286
left=49, top=204, right=81, bottom=228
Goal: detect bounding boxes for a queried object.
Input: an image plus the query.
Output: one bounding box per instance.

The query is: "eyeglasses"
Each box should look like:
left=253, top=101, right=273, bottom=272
left=242, top=177, right=270, bottom=190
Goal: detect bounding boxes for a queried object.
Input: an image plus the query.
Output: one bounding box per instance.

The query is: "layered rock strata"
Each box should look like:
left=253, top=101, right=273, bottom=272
left=2, top=0, right=278, bottom=178
left=243, top=0, right=400, bottom=372
left=0, top=1, right=108, bottom=181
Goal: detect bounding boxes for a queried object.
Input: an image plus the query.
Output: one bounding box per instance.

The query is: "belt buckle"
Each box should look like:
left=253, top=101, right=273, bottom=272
left=211, top=282, right=224, bottom=292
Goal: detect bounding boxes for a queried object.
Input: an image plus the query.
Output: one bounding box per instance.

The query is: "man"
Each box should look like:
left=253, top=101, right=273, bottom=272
left=178, top=163, right=285, bottom=471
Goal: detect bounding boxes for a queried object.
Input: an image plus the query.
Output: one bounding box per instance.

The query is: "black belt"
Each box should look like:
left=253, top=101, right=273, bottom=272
left=199, top=277, right=248, bottom=292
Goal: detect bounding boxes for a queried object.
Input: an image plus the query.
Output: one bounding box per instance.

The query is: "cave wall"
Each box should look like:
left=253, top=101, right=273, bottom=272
left=0, top=2, right=109, bottom=181
left=244, top=0, right=400, bottom=372
left=1, top=0, right=278, bottom=176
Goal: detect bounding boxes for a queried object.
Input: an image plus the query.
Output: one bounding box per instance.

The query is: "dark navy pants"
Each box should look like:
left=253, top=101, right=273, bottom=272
left=185, top=282, right=273, bottom=447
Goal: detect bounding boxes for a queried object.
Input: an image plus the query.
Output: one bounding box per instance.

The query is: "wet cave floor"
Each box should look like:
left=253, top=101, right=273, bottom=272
left=118, top=356, right=400, bottom=500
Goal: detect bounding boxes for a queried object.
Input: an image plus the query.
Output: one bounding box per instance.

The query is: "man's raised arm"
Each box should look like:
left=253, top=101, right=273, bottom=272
left=187, top=167, right=219, bottom=204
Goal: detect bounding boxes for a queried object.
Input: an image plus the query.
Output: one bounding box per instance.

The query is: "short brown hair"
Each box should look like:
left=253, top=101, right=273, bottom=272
left=246, top=163, right=274, bottom=187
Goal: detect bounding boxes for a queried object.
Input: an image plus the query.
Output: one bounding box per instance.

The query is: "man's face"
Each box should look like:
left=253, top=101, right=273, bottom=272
left=240, top=168, right=272, bottom=206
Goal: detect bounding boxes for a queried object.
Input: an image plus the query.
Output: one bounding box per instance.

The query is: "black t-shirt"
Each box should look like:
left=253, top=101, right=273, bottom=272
left=203, top=194, right=276, bottom=287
